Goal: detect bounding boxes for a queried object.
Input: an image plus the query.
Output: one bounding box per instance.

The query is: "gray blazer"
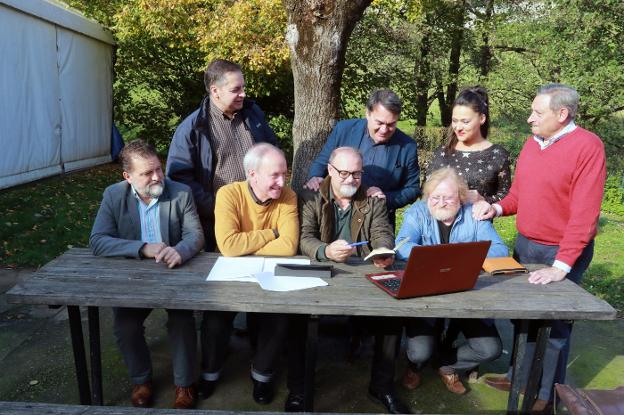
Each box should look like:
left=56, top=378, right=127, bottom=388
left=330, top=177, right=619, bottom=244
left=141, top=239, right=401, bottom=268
left=90, top=178, right=204, bottom=263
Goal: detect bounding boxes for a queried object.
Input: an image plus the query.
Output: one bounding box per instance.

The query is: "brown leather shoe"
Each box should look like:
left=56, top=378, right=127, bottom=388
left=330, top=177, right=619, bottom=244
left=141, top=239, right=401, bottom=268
left=402, top=367, right=422, bottom=390
left=531, top=399, right=553, bottom=415
left=173, top=385, right=197, bottom=409
left=484, top=375, right=512, bottom=392
left=131, top=382, right=153, bottom=408
left=438, top=368, right=466, bottom=395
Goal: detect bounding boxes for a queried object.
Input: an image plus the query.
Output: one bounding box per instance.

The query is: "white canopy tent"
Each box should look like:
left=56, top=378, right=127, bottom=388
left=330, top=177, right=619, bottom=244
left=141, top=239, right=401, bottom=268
left=0, top=0, right=115, bottom=190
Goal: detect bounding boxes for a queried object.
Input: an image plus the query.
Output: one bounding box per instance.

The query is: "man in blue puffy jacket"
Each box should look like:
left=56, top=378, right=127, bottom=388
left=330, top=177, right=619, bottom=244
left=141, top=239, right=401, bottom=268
left=166, top=59, right=277, bottom=252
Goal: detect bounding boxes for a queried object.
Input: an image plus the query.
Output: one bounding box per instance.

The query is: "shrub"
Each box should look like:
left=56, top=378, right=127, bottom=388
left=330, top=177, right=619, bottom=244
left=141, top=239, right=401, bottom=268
left=602, top=174, right=624, bottom=215
left=268, top=114, right=294, bottom=165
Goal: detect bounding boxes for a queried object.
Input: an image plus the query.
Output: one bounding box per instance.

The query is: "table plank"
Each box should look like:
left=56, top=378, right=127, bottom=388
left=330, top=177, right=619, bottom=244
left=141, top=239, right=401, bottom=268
left=6, top=248, right=616, bottom=320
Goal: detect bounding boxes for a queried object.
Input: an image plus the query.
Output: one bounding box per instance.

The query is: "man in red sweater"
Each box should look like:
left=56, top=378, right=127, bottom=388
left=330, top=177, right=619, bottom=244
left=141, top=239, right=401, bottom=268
left=474, top=84, right=606, bottom=414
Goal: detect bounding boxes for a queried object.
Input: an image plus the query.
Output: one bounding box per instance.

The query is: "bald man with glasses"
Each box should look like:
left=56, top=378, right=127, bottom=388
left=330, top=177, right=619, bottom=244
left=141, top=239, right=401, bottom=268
left=285, top=147, right=409, bottom=414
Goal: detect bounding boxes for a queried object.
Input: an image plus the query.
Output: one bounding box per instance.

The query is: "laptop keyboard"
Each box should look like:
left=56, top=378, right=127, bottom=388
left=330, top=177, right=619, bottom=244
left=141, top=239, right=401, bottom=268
left=380, top=278, right=402, bottom=293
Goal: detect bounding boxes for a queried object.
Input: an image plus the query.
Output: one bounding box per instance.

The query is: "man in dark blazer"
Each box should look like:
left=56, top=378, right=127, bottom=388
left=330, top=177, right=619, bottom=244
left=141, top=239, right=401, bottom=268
left=90, top=140, right=204, bottom=409
left=304, top=89, right=420, bottom=226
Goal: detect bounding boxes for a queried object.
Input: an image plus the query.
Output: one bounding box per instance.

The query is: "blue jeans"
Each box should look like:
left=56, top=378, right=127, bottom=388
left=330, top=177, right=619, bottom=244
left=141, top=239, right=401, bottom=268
left=507, top=234, right=594, bottom=401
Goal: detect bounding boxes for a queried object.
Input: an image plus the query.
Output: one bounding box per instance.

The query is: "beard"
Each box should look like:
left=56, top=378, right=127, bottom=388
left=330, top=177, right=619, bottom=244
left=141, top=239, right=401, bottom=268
left=135, top=181, right=164, bottom=200
left=430, top=204, right=460, bottom=223
left=147, top=182, right=164, bottom=198
left=338, top=184, right=358, bottom=198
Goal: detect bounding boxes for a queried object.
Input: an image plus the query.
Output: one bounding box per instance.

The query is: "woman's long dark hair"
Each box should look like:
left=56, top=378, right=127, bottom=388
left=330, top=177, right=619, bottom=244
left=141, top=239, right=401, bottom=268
left=444, top=86, right=490, bottom=155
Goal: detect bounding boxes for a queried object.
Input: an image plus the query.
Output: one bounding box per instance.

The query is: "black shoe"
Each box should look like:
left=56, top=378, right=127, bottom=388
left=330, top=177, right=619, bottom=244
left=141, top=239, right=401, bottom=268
left=368, top=388, right=412, bottom=414
left=284, top=392, right=305, bottom=412
left=252, top=378, right=274, bottom=405
left=197, top=378, right=217, bottom=400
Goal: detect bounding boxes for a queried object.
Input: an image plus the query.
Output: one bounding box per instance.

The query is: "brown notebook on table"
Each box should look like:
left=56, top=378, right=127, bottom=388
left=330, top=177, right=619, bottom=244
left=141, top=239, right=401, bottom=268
left=482, top=257, right=527, bottom=275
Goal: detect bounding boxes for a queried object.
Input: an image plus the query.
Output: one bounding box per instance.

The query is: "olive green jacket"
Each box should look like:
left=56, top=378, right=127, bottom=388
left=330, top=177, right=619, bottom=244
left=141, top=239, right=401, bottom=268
left=298, top=176, right=395, bottom=260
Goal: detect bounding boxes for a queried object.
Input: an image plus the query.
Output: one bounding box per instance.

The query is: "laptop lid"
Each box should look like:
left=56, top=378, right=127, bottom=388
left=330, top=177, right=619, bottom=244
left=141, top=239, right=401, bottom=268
left=395, top=241, right=491, bottom=299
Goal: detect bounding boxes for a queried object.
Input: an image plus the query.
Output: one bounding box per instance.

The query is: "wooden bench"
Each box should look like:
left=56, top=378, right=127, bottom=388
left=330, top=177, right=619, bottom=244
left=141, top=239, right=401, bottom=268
left=0, top=401, right=357, bottom=415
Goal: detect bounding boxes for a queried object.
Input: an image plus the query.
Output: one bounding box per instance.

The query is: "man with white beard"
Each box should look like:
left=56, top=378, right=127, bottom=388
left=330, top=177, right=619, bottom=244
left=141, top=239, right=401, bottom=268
left=394, top=167, right=507, bottom=396
left=289, top=147, right=410, bottom=414
left=90, top=139, right=204, bottom=409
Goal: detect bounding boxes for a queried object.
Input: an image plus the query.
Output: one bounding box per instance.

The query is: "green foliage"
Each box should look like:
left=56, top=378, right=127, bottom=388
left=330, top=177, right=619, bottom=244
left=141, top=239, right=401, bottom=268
left=63, top=0, right=292, bottom=151
left=196, top=0, right=291, bottom=104
left=602, top=174, right=624, bottom=216
left=268, top=114, right=294, bottom=163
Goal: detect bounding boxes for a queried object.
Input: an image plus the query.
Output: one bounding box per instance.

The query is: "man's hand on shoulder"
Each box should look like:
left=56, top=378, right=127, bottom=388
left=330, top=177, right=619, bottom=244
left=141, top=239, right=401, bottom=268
left=304, top=176, right=324, bottom=191
left=325, top=239, right=354, bottom=263
left=528, top=266, right=567, bottom=285
left=141, top=242, right=167, bottom=258
left=155, top=246, right=183, bottom=268
left=366, top=186, right=386, bottom=199
left=472, top=200, right=496, bottom=221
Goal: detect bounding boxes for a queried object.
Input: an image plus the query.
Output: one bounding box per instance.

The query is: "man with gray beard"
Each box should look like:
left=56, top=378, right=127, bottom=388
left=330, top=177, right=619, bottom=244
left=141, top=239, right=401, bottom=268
left=394, top=167, right=507, bottom=397
left=90, top=139, right=204, bottom=409
left=289, top=147, right=409, bottom=413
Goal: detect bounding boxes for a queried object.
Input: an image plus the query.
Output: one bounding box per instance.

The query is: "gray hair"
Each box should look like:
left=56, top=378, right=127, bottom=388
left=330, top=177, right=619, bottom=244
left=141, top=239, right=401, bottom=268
left=329, top=147, right=362, bottom=164
left=537, top=83, right=580, bottom=120
left=423, top=167, right=469, bottom=204
left=204, top=59, right=242, bottom=93
left=243, top=143, right=285, bottom=179
left=366, top=89, right=402, bottom=115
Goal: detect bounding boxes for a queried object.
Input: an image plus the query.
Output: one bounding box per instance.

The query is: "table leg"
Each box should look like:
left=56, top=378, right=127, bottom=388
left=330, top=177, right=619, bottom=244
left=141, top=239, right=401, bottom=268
left=304, top=315, right=319, bottom=412
left=88, top=307, right=103, bottom=405
left=520, top=322, right=551, bottom=414
left=507, top=320, right=528, bottom=414
left=67, top=305, right=91, bottom=405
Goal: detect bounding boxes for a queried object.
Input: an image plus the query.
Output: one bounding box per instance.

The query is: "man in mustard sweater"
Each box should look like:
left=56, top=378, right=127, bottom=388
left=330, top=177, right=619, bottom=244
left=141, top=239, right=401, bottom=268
left=201, top=143, right=298, bottom=405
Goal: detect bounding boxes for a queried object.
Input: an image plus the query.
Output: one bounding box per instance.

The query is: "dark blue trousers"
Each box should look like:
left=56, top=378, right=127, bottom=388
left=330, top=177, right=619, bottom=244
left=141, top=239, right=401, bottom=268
left=508, top=234, right=594, bottom=401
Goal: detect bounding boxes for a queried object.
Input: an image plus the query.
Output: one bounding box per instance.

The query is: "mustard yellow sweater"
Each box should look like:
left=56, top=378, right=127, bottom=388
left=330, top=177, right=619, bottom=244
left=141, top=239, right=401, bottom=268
left=214, top=181, right=299, bottom=256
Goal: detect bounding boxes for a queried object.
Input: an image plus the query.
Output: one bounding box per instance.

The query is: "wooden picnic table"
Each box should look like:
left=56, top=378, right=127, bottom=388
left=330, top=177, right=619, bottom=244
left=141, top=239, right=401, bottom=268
left=6, top=248, right=617, bottom=414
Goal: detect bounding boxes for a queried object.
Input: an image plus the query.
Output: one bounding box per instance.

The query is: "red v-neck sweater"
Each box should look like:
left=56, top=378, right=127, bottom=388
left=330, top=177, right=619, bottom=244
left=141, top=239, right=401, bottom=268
left=499, top=127, right=606, bottom=267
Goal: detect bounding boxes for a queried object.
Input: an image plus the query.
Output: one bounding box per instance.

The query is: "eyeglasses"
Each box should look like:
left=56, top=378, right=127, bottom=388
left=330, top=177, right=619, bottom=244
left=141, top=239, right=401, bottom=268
left=329, top=163, right=363, bottom=180
left=429, top=195, right=458, bottom=205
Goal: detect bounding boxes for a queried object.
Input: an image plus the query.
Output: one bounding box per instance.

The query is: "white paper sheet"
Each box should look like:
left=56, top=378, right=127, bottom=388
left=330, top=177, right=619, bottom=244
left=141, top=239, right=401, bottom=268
left=255, top=272, right=328, bottom=292
left=206, top=257, right=264, bottom=282
left=206, top=257, right=325, bottom=291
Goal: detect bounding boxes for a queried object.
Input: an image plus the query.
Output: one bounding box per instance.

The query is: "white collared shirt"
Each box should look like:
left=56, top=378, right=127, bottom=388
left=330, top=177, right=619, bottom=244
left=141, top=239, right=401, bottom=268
left=532, top=121, right=577, bottom=150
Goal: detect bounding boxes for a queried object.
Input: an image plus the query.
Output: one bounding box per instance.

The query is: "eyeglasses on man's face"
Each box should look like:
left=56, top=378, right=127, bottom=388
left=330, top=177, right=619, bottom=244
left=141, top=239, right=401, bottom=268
left=329, top=163, right=363, bottom=180
left=429, top=195, right=459, bottom=205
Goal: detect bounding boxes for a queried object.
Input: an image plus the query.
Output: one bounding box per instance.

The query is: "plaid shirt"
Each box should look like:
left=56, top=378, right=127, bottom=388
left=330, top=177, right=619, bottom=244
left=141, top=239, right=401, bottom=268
left=208, top=100, right=255, bottom=191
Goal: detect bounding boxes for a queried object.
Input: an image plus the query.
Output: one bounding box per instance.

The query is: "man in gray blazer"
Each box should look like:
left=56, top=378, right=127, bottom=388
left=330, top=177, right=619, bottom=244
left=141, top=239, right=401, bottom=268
left=90, top=140, right=204, bottom=409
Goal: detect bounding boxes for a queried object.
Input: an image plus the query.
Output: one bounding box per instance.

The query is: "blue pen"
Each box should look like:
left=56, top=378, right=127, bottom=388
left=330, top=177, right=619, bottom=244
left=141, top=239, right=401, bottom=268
left=347, top=241, right=369, bottom=247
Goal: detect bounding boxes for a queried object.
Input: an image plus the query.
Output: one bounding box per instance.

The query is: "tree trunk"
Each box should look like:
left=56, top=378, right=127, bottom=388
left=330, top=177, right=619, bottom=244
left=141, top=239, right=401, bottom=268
left=479, top=0, right=495, bottom=79
left=439, top=1, right=465, bottom=126
left=414, top=32, right=432, bottom=127
left=282, top=0, right=372, bottom=192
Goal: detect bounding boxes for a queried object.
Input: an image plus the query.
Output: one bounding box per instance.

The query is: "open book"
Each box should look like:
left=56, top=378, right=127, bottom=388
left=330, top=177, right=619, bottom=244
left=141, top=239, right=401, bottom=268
left=363, top=238, right=410, bottom=261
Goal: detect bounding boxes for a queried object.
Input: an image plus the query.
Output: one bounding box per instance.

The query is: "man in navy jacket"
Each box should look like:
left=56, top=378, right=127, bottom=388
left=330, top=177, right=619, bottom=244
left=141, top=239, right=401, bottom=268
left=305, top=89, right=420, bottom=225
left=166, top=59, right=277, bottom=251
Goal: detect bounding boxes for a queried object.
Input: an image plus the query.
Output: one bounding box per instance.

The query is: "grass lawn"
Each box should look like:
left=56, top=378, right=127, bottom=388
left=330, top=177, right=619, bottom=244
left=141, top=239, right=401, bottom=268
left=1, top=162, right=622, bottom=313
left=1, top=163, right=120, bottom=268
